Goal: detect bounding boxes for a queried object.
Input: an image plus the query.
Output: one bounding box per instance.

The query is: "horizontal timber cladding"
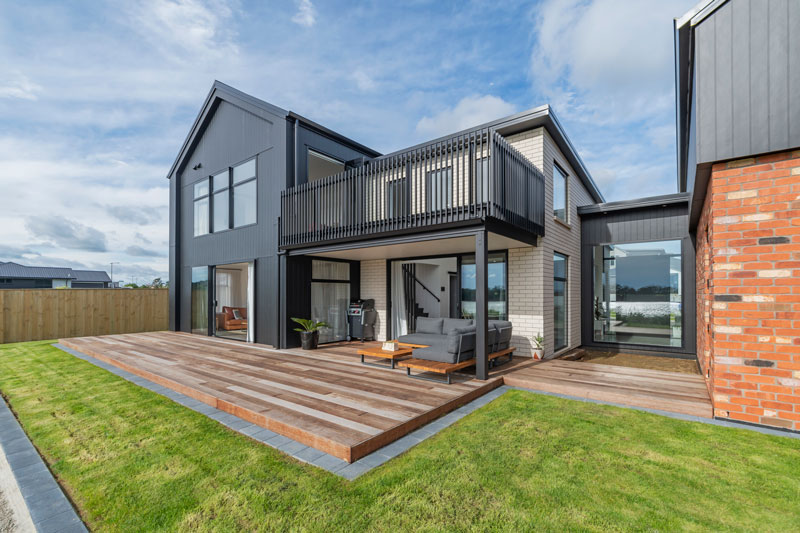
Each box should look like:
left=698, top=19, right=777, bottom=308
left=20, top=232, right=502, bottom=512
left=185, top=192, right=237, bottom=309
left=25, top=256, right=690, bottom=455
left=579, top=198, right=697, bottom=355
left=0, top=289, right=168, bottom=343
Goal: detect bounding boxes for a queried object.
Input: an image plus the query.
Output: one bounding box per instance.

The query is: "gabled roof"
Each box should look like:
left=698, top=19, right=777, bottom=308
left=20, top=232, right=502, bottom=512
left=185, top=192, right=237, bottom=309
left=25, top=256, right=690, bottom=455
left=72, top=270, right=112, bottom=283
left=0, top=262, right=76, bottom=279
left=166, top=81, right=380, bottom=180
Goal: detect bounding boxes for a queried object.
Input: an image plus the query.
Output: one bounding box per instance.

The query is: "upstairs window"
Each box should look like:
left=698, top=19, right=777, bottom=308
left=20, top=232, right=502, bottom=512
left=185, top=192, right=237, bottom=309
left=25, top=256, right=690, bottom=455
left=232, top=158, right=257, bottom=227
left=553, top=163, right=568, bottom=223
left=385, top=178, right=407, bottom=218
left=308, top=149, right=345, bottom=182
left=193, top=180, right=209, bottom=236
left=427, top=167, right=453, bottom=211
left=212, top=170, right=229, bottom=232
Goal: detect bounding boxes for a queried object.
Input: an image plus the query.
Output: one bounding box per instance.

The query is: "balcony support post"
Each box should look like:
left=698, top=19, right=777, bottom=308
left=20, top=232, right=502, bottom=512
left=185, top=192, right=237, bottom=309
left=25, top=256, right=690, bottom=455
left=475, top=228, right=489, bottom=380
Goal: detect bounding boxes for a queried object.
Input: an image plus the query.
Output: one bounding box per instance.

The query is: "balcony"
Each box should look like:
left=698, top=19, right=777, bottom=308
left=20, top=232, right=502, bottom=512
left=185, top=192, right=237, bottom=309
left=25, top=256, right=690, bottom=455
left=279, top=129, right=545, bottom=249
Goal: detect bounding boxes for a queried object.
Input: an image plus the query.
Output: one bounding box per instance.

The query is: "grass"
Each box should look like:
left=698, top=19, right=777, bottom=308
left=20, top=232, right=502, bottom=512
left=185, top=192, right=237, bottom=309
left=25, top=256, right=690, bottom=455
left=1, top=342, right=799, bottom=532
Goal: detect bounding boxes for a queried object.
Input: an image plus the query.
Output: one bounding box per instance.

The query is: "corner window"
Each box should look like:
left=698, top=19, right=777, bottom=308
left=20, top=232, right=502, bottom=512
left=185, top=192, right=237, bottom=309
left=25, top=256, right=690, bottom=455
left=193, top=181, right=209, bottom=236
left=233, top=158, right=257, bottom=227
left=553, top=164, right=567, bottom=223
left=592, top=240, right=682, bottom=347
left=427, top=167, right=453, bottom=210
left=307, top=150, right=345, bottom=182
left=553, top=253, right=568, bottom=351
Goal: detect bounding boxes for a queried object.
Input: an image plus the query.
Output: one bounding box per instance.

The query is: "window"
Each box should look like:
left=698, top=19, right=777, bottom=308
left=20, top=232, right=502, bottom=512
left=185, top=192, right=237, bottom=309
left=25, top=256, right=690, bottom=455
left=193, top=181, right=209, bottom=236
left=427, top=168, right=453, bottom=210
left=191, top=266, right=208, bottom=334
left=212, top=170, right=229, bottom=232
left=553, top=253, right=568, bottom=351
left=232, top=159, right=257, bottom=227
left=311, top=260, right=351, bottom=344
left=460, top=252, right=507, bottom=321
left=592, top=240, right=682, bottom=347
left=308, top=150, right=345, bottom=182
left=553, top=164, right=567, bottom=223
left=386, top=178, right=407, bottom=218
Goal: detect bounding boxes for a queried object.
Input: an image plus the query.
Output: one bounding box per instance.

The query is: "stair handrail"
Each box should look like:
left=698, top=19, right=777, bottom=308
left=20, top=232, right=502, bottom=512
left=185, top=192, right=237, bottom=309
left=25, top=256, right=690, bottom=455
left=402, top=265, right=441, bottom=303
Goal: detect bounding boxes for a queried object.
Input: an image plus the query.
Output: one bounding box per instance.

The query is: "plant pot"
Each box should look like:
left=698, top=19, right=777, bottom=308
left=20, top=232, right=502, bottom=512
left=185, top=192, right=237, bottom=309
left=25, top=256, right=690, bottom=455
left=532, top=348, right=544, bottom=360
left=299, top=330, right=319, bottom=350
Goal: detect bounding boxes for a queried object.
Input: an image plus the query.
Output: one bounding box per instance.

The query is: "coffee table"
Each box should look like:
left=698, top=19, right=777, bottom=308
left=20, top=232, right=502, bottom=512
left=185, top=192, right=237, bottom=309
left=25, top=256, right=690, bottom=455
left=357, top=345, right=414, bottom=369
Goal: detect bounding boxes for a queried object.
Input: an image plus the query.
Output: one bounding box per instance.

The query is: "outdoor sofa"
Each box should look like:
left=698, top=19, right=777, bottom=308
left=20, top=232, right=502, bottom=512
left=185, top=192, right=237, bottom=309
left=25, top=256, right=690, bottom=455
left=397, top=317, right=515, bottom=383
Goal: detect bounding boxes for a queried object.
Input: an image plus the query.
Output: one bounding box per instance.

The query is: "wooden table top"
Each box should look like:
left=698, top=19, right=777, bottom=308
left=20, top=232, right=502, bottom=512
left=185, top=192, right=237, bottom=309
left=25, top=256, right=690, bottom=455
left=357, top=346, right=414, bottom=359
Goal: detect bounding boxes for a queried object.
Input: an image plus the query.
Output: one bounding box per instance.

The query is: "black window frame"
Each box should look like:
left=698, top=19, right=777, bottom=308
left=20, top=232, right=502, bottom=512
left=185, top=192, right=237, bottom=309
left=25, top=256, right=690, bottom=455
left=232, top=157, right=257, bottom=228
left=553, top=252, right=568, bottom=351
left=195, top=156, right=258, bottom=238
left=553, top=162, right=568, bottom=223
left=385, top=177, right=407, bottom=219
left=193, top=179, right=210, bottom=237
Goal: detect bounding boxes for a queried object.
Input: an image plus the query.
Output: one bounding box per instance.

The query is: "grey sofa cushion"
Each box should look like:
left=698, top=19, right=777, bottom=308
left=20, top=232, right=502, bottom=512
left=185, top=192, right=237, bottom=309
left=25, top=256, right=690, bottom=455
left=442, top=318, right=473, bottom=335
left=397, top=333, right=448, bottom=348
left=415, top=317, right=443, bottom=334
left=445, top=326, right=476, bottom=354
left=495, top=326, right=512, bottom=350
left=489, top=320, right=512, bottom=331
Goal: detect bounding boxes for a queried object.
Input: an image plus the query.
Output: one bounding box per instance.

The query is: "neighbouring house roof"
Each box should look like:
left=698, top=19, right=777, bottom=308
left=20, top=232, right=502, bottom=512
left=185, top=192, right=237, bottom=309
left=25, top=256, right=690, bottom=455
left=0, top=262, right=76, bottom=279
left=72, top=270, right=112, bottom=283
left=0, top=262, right=111, bottom=282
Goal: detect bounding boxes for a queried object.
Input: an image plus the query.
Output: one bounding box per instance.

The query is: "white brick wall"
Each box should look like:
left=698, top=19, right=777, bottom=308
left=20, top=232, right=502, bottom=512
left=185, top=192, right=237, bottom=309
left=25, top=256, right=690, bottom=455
left=506, top=127, right=595, bottom=357
left=360, top=259, right=387, bottom=341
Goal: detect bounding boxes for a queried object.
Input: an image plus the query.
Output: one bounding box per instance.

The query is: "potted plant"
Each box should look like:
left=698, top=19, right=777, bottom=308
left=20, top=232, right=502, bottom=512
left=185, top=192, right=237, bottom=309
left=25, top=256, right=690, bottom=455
left=291, top=318, right=329, bottom=350
left=532, top=333, right=544, bottom=360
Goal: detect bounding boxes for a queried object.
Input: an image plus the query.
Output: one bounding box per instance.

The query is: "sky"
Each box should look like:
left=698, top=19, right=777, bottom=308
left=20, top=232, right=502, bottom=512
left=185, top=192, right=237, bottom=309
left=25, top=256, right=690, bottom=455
left=0, top=0, right=696, bottom=284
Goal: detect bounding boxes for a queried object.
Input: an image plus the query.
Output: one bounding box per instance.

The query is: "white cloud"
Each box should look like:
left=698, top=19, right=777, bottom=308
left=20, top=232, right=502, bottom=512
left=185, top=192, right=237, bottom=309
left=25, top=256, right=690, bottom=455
left=415, top=95, right=516, bottom=139
left=0, top=71, right=42, bottom=100
left=530, top=0, right=695, bottom=124
left=292, top=0, right=316, bottom=28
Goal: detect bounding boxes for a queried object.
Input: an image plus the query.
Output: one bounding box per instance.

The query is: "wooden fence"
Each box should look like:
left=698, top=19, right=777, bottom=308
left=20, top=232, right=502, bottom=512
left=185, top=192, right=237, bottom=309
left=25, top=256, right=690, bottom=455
left=0, top=289, right=169, bottom=344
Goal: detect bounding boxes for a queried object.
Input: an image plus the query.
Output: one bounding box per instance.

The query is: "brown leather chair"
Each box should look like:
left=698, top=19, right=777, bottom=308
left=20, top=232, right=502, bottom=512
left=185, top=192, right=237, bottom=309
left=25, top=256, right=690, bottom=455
left=219, top=306, right=248, bottom=330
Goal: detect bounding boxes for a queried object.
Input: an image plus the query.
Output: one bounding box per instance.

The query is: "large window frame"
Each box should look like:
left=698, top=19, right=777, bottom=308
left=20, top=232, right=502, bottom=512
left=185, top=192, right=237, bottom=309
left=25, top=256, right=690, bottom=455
left=553, top=163, right=568, bottom=224
left=591, top=239, right=683, bottom=349
left=194, top=157, right=257, bottom=237
left=553, top=252, right=568, bottom=351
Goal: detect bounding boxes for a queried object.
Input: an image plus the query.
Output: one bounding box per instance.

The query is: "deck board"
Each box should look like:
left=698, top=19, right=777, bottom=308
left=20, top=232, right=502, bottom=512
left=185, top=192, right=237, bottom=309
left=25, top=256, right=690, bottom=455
left=60, top=331, right=501, bottom=462
left=500, top=359, right=713, bottom=418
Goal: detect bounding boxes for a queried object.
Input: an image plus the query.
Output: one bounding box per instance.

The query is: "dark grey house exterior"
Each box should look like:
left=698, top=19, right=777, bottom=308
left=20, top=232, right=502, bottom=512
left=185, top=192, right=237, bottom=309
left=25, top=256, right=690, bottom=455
left=168, top=81, right=697, bottom=379
left=0, top=262, right=111, bottom=289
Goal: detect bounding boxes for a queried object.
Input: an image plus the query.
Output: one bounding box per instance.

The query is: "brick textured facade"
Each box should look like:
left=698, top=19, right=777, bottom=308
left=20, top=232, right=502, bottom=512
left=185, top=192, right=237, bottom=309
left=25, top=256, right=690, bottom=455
left=696, top=149, right=800, bottom=431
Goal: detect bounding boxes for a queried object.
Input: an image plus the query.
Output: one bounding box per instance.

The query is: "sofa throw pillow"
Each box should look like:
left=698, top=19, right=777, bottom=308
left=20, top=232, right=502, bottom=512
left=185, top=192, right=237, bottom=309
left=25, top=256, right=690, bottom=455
left=232, top=309, right=243, bottom=320
left=415, top=317, right=443, bottom=334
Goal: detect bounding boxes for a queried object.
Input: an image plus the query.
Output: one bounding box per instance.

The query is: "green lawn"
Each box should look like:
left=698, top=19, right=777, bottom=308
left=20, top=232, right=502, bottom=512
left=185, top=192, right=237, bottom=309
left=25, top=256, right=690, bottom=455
left=1, top=341, right=799, bottom=532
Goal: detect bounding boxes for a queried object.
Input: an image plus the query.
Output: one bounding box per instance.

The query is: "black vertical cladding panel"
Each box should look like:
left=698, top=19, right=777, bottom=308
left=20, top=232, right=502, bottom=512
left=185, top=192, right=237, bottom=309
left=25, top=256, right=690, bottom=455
left=169, top=169, right=180, bottom=331
left=693, top=0, right=800, bottom=165
left=579, top=200, right=696, bottom=355
left=284, top=256, right=312, bottom=348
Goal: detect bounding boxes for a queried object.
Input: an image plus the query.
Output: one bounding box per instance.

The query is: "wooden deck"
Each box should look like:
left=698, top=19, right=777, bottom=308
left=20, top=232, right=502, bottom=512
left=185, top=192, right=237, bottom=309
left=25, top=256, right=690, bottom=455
left=60, top=332, right=502, bottom=462
left=498, top=358, right=713, bottom=418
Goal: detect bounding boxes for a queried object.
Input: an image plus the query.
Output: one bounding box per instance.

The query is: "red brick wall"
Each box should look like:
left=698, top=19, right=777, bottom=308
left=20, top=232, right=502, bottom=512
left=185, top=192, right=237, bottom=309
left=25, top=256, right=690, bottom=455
left=699, top=148, right=800, bottom=431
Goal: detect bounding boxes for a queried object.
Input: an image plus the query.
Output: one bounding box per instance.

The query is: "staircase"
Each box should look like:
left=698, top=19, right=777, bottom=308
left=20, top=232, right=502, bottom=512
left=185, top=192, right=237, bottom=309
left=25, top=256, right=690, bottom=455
left=401, top=264, right=439, bottom=332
